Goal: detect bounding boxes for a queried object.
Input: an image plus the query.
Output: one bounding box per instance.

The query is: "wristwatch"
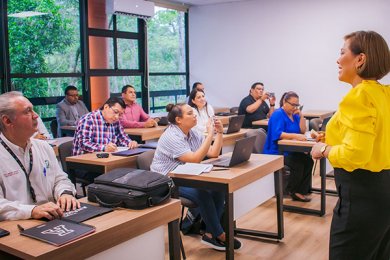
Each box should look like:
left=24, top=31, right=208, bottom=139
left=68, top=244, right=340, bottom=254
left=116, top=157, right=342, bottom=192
left=61, top=190, right=74, bottom=197
left=320, top=144, right=328, bottom=157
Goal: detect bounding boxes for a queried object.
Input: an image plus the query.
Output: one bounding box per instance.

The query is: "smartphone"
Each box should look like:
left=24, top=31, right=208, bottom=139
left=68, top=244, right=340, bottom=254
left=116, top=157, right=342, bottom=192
left=269, top=92, right=275, bottom=98
left=299, top=105, right=304, bottom=111
left=0, top=228, right=10, bottom=238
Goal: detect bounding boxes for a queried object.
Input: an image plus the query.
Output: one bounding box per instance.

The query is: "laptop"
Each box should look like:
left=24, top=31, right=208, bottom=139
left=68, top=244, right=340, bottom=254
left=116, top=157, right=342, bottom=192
left=112, top=147, right=153, bottom=157
left=211, top=135, right=256, bottom=167
left=223, top=115, right=245, bottom=134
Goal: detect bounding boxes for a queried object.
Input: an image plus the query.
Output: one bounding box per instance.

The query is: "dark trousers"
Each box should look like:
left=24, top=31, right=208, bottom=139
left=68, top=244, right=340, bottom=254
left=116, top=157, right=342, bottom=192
left=284, top=152, right=313, bottom=195
left=330, top=168, right=390, bottom=260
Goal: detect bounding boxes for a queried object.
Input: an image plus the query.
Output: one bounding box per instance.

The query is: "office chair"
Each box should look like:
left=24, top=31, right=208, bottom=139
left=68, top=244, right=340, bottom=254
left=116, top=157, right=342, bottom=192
left=309, top=118, right=322, bottom=131
left=50, top=119, right=58, bottom=138
left=136, top=150, right=195, bottom=259
left=246, top=128, right=267, bottom=154
left=58, top=140, right=88, bottom=197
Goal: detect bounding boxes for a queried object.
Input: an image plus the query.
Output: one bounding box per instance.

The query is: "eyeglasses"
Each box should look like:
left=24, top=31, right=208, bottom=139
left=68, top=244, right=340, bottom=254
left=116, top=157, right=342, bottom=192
left=110, top=107, right=123, bottom=117
left=285, top=100, right=300, bottom=109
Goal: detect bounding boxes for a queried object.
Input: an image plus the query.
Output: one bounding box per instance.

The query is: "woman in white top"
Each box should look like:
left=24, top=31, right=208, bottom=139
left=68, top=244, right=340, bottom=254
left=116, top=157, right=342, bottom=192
left=188, top=89, right=215, bottom=135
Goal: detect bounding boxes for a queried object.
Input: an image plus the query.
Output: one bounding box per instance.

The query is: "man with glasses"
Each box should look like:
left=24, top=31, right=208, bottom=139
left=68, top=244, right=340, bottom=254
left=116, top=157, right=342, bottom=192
left=56, top=85, right=89, bottom=137
left=72, top=97, right=138, bottom=156
left=238, top=82, right=276, bottom=128
left=0, top=91, right=79, bottom=220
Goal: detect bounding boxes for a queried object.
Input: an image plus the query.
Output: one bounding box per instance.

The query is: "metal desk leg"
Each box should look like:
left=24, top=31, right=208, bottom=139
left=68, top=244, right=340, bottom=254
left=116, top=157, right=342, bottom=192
left=168, top=219, right=181, bottom=260
left=225, top=192, right=234, bottom=260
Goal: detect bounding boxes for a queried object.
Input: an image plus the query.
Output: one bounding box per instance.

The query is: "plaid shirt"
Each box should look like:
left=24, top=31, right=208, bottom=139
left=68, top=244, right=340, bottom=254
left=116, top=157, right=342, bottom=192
left=72, top=110, right=132, bottom=155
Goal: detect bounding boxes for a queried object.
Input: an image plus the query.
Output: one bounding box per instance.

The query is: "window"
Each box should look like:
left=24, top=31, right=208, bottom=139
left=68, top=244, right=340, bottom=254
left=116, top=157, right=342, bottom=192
left=7, top=0, right=82, bottom=128
left=148, top=7, right=188, bottom=112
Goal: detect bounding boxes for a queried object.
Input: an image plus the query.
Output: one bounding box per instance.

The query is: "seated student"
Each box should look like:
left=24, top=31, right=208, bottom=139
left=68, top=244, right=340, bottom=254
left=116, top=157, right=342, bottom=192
left=186, top=82, right=205, bottom=104
left=120, top=85, right=157, bottom=128
left=238, top=82, right=276, bottom=128
left=33, top=117, right=51, bottom=140
left=0, top=91, right=79, bottom=221
left=188, top=88, right=215, bottom=135
left=56, top=85, right=89, bottom=137
left=72, top=96, right=138, bottom=156
left=263, top=91, right=313, bottom=202
left=151, top=103, right=242, bottom=251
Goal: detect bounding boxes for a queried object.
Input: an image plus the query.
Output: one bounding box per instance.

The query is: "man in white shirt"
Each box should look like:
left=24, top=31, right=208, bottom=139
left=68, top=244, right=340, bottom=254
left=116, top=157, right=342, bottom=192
left=0, top=91, right=79, bottom=221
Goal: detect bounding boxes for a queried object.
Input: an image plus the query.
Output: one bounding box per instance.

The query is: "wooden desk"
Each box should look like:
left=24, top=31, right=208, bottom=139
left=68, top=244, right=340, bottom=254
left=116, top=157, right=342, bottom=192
left=252, top=119, right=269, bottom=127
left=124, top=126, right=167, bottom=142
left=170, top=153, right=284, bottom=260
left=66, top=152, right=137, bottom=174
left=213, top=106, right=230, bottom=114
left=218, top=129, right=250, bottom=153
left=48, top=137, right=73, bottom=156
left=278, top=139, right=336, bottom=217
left=303, top=110, right=335, bottom=120
left=0, top=199, right=181, bottom=260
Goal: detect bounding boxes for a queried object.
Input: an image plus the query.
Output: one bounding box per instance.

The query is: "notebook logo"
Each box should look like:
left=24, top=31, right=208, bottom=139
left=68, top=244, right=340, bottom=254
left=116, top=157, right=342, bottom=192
left=41, top=225, right=74, bottom=237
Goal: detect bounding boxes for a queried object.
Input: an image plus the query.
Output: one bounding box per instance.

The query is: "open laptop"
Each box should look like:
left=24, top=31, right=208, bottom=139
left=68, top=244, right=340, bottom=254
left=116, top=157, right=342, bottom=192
left=211, top=135, right=256, bottom=167
left=223, top=115, right=245, bottom=134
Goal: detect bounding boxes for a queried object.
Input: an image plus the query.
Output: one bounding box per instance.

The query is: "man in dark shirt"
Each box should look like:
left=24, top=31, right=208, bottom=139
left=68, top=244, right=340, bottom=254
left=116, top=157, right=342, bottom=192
left=238, top=82, right=276, bottom=128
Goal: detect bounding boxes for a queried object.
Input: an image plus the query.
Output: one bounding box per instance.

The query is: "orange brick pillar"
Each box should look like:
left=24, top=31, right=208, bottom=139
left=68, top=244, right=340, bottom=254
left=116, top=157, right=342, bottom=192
left=88, top=0, right=109, bottom=110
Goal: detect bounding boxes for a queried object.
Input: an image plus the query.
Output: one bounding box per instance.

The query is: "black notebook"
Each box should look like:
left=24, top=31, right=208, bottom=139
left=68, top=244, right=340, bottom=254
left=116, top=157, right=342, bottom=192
left=62, top=203, right=113, bottom=223
left=19, top=219, right=95, bottom=246
left=112, top=147, right=153, bottom=157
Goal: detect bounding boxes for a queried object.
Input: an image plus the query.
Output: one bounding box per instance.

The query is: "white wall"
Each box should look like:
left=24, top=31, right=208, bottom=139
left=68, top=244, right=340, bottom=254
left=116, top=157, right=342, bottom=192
left=188, top=0, right=390, bottom=110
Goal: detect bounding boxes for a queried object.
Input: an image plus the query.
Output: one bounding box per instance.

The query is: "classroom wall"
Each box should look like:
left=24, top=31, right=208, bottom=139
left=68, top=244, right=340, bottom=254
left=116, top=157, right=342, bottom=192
left=188, top=0, right=390, bottom=110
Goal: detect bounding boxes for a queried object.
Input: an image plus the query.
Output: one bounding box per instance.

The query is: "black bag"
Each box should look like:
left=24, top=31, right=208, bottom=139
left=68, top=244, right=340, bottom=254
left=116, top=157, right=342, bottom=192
left=87, top=168, right=174, bottom=209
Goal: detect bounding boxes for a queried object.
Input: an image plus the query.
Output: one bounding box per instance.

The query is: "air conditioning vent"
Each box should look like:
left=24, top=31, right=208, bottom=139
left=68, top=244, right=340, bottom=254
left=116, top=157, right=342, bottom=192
left=106, top=0, right=155, bottom=19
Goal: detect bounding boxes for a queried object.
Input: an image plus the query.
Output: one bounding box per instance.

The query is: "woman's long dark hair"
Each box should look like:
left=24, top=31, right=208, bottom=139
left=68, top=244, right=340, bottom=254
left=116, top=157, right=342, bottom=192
left=188, top=89, right=211, bottom=117
left=279, top=91, right=299, bottom=107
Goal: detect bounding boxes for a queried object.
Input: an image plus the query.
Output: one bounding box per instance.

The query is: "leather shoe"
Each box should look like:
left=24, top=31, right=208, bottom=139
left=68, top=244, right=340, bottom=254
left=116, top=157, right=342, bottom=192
left=290, top=193, right=311, bottom=202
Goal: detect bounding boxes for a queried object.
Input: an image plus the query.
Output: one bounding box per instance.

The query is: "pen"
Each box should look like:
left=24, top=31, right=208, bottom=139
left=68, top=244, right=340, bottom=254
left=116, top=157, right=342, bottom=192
left=212, top=168, right=227, bottom=171
left=43, top=167, right=46, bottom=177
left=17, top=224, right=25, bottom=233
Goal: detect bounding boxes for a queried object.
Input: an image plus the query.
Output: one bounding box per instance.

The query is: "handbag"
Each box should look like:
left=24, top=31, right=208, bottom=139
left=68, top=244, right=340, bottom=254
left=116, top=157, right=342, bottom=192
left=87, top=168, right=174, bottom=209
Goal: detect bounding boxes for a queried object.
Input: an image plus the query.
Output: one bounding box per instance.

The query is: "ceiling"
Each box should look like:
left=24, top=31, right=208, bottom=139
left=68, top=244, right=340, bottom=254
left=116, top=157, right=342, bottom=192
left=164, top=0, right=249, bottom=6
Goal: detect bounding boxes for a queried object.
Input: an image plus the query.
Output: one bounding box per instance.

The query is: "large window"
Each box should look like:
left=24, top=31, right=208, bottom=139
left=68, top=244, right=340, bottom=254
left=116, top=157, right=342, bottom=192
left=7, top=0, right=82, bottom=124
left=148, top=7, right=188, bottom=112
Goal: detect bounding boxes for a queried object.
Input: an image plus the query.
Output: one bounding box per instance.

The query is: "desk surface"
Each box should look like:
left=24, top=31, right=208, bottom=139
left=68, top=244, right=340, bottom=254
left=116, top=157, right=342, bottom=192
left=124, top=126, right=167, bottom=141
left=302, top=110, right=335, bottom=120
left=170, top=153, right=283, bottom=193
left=278, top=139, right=316, bottom=147
left=66, top=152, right=137, bottom=168
left=0, top=199, right=181, bottom=260
left=252, top=119, right=269, bottom=126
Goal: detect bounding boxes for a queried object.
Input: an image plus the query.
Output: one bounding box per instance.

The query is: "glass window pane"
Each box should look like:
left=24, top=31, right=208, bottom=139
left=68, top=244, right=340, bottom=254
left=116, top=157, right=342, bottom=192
left=89, top=36, right=114, bottom=69
left=8, top=0, right=81, bottom=73
left=148, top=8, right=186, bottom=73
left=34, top=104, right=57, bottom=119
left=118, top=39, right=139, bottom=69
left=149, top=75, right=186, bottom=112
left=117, top=15, right=138, bottom=32
left=11, top=77, right=82, bottom=98
left=108, top=76, right=142, bottom=94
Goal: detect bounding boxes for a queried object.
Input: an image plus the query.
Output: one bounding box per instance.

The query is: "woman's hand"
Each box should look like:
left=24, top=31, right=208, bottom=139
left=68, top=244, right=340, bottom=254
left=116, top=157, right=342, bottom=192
left=213, top=118, right=224, bottom=134
left=294, top=133, right=307, bottom=141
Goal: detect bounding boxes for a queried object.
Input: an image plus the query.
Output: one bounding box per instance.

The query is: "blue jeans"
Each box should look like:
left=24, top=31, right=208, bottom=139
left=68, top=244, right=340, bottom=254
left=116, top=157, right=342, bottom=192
left=179, top=186, right=225, bottom=238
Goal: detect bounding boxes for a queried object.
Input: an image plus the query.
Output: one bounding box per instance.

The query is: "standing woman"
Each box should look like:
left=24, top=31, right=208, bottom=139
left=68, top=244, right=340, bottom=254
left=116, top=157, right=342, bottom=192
left=151, top=103, right=242, bottom=250
left=188, top=89, right=215, bottom=135
left=311, top=31, right=390, bottom=259
left=263, top=91, right=313, bottom=202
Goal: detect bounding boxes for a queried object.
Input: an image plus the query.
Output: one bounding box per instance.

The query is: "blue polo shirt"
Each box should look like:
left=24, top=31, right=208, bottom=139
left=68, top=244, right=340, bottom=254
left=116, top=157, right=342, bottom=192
left=263, top=108, right=301, bottom=155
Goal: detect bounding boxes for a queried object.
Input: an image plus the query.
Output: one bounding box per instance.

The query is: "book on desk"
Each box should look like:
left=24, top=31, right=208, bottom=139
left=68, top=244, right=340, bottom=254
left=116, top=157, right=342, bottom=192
left=19, top=203, right=112, bottom=246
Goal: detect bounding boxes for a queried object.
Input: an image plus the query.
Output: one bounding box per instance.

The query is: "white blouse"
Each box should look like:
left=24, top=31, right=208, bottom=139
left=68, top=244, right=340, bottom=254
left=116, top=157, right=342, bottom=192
left=192, top=104, right=215, bottom=135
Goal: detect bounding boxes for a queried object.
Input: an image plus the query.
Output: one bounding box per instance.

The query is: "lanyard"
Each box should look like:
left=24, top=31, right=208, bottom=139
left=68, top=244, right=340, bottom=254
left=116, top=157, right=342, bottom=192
left=0, top=137, right=37, bottom=203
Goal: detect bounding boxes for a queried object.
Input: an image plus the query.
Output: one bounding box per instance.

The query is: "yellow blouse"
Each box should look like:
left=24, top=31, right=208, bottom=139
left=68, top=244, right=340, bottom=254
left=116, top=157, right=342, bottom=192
left=326, top=80, right=390, bottom=172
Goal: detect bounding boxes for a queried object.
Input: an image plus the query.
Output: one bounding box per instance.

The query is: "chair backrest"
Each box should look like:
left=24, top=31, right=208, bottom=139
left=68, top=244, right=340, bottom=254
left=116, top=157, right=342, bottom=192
left=309, top=118, right=322, bottom=131
left=136, top=150, right=156, bottom=170
left=58, top=140, right=73, bottom=172
left=320, top=117, right=331, bottom=131
left=230, top=106, right=239, bottom=114
left=245, top=128, right=267, bottom=154
left=50, top=119, right=58, bottom=138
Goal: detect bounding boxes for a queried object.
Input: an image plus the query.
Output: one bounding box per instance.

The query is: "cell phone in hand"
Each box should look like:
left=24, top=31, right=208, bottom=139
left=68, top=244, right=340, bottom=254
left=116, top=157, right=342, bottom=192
left=0, top=228, right=10, bottom=237
left=269, top=92, right=275, bottom=98
left=299, top=105, right=304, bottom=111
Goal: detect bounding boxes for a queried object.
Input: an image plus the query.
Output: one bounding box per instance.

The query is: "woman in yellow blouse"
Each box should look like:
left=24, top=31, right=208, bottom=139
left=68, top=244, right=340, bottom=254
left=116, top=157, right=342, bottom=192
left=311, top=31, right=390, bottom=260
